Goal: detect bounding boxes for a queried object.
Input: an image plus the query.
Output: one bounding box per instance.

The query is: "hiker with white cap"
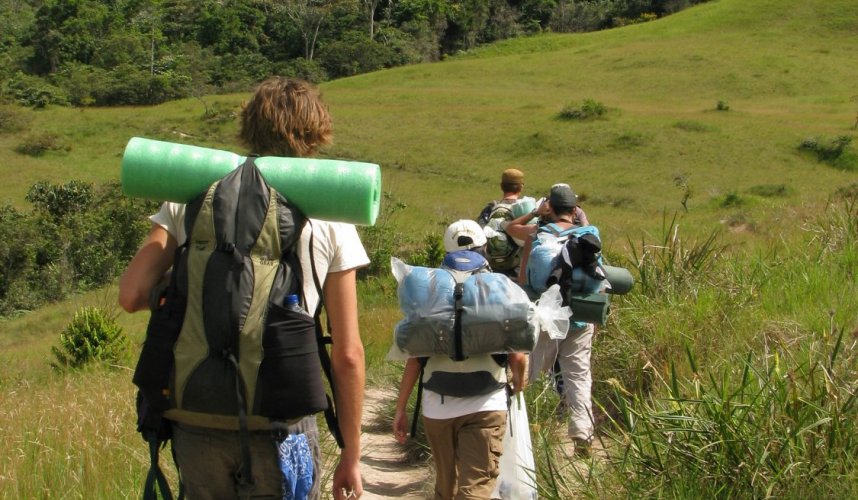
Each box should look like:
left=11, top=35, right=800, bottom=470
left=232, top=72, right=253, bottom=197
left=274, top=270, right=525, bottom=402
left=393, top=219, right=527, bottom=499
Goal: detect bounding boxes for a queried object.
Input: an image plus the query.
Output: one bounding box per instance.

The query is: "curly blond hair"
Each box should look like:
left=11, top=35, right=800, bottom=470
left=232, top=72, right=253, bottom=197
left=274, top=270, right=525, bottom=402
left=239, top=77, right=333, bottom=157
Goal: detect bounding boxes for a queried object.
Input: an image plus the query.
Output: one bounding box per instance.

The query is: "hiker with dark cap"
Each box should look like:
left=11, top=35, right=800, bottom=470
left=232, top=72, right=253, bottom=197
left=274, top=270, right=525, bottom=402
left=505, top=183, right=597, bottom=456
left=119, top=77, right=368, bottom=499
left=477, top=168, right=528, bottom=280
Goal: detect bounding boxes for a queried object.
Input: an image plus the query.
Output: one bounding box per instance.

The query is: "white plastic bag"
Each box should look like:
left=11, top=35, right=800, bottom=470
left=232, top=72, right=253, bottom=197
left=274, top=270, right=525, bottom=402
left=534, top=284, right=572, bottom=340
left=492, top=393, right=538, bottom=500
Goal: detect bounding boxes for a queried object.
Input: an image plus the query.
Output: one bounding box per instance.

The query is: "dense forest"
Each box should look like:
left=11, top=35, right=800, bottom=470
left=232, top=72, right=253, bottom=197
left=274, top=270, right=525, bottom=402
left=0, top=0, right=709, bottom=106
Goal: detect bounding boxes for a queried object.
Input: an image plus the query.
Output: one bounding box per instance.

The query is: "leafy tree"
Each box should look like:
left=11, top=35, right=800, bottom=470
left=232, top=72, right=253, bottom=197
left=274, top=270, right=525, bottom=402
left=28, top=0, right=115, bottom=73
left=361, top=0, right=389, bottom=40
left=280, top=0, right=339, bottom=61
left=196, top=0, right=266, bottom=55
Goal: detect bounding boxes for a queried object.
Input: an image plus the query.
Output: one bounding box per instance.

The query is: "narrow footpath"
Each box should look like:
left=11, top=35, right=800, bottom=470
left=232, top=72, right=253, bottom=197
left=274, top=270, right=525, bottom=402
left=358, top=388, right=431, bottom=499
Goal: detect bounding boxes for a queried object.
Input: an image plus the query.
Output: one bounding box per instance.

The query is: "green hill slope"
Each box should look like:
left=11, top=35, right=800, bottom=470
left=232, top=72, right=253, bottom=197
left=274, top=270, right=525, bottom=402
left=0, top=0, right=855, bottom=243
left=322, top=0, right=857, bottom=239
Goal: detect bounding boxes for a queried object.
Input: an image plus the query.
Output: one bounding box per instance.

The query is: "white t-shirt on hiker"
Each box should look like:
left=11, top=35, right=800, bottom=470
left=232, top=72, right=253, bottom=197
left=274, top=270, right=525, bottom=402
left=421, top=353, right=509, bottom=420
left=150, top=201, right=370, bottom=314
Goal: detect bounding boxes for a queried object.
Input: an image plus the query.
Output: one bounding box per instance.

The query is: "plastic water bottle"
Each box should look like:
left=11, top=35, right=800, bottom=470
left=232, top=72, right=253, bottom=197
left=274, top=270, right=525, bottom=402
left=284, top=294, right=302, bottom=312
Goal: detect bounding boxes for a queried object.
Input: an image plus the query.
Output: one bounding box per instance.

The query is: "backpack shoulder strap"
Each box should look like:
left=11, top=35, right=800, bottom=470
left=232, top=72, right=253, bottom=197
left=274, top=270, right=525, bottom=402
left=539, top=222, right=563, bottom=235
left=307, top=220, right=346, bottom=449
left=410, top=357, right=429, bottom=439
left=142, top=433, right=183, bottom=500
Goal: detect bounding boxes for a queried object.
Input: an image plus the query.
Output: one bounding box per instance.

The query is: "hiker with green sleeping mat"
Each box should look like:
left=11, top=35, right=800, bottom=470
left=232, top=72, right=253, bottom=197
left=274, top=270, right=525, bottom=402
left=119, top=77, right=369, bottom=500
left=505, top=183, right=598, bottom=456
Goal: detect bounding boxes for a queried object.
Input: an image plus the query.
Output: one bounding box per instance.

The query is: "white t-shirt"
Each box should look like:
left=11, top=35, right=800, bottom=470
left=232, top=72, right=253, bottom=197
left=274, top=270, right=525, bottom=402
left=150, top=202, right=370, bottom=313
left=421, top=354, right=509, bottom=420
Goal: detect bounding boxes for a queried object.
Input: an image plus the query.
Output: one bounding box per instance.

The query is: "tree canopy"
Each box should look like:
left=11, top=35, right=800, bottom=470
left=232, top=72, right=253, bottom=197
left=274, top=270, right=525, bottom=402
left=0, top=0, right=710, bottom=106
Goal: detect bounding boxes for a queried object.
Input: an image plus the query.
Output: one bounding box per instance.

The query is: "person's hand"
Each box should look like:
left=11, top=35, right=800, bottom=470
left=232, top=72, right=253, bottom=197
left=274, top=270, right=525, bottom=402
left=332, top=457, right=363, bottom=499
left=393, top=408, right=409, bottom=444
left=535, top=197, right=550, bottom=217
left=511, top=371, right=526, bottom=394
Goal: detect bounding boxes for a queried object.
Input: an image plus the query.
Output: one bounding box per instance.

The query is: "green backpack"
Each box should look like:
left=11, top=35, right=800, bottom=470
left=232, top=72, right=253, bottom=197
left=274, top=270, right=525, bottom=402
left=481, top=200, right=519, bottom=272
left=133, top=158, right=341, bottom=498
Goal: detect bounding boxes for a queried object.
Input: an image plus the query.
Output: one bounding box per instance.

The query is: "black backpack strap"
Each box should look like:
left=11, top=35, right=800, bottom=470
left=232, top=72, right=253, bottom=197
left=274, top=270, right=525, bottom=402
left=452, top=282, right=466, bottom=362
left=477, top=200, right=496, bottom=226
left=142, top=432, right=174, bottom=500
left=224, top=350, right=256, bottom=498
left=308, top=220, right=346, bottom=449
left=410, top=357, right=429, bottom=439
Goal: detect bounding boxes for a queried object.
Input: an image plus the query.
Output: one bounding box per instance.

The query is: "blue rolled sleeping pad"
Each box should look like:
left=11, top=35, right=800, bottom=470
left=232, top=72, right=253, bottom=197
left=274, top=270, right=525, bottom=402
left=395, top=267, right=456, bottom=356
left=395, top=267, right=535, bottom=358
left=460, top=273, right=536, bottom=354
left=397, top=266, right=455, bottom=312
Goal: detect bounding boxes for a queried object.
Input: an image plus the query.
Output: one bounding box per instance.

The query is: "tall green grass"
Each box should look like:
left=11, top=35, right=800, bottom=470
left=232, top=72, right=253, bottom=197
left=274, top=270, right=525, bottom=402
left=606, top=323, right=857, bottom=498
left=525, top=191, right=857, bottom=498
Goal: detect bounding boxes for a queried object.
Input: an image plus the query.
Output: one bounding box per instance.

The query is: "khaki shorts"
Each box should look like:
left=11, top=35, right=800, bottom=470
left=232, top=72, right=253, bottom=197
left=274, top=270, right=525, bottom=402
left=423, top=410, right=507, bottom=500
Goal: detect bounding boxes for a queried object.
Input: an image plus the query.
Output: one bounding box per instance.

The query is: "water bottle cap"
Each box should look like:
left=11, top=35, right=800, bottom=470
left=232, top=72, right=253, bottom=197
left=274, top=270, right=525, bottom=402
left=284, top=294, right=299, bottom=307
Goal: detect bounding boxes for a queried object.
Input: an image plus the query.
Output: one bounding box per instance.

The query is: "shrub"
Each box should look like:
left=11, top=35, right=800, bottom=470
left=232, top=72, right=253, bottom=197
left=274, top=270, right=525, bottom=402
left=14, top=133, right=71, bottom=156
left=51, top=307, right=128, bottom=370
left=611, top=131, right=647, bottom=149
left=673, top=120, right=712, bottom=133
left=1, top=72, right=69, bottom=108
left=0, top=204, right=42, bottom=315
left=720, top=191, right=744, bottom=208
left=715, top=100, right=730, bottom=111
left=63, top=63, right=193, bottom=106
left=63, top=181, right=155, bottom=287
left=26, top=180, right=93, bottom=222
left=274, top=57, right=328, bottom=85
left=200, top=100, right=238, bottom=124
left=799, top=135, right=855, bottom=170
left=0, top=105, right=32, bottom=133
left=748, top=184, right=791, bottom=197
left=558, top=99, right=608, bottom=121
left=0, top=180, right=154, bottom=316
left=358, top=192, right=409, bottom=278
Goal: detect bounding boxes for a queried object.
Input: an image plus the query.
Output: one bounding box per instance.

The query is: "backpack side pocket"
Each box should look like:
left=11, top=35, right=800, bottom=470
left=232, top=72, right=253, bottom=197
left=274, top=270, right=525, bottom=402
left=133, top=290, right=186, bottom=414
left=257, top=302, right=329, bottom=420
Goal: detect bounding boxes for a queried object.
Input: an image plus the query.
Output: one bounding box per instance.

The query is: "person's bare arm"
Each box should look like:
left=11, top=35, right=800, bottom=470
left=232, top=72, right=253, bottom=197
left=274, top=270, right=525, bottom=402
left=118, top=224, right=177, bottom=312
left=503, top=213, right=537, bottom=243
left=508, top=352, right=527, bottom=394
left=325, top=268, right=365, bottom=500
left=393, top=358, right=421, bottom=444
left=517, top=235, right=534, bottom=285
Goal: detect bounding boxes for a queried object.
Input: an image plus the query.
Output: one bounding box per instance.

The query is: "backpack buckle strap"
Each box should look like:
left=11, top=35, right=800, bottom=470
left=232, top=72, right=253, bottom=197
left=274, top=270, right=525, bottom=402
left=452, top=283, right=466, bottom=362
left=216, top=241, right=236, bottom=253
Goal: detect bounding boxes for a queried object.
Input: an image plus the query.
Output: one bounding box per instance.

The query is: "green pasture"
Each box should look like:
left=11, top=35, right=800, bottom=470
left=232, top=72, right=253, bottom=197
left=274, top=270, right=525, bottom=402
left=1, top=0, right=856, bottom=497
left=1, top=0, right=855, bottom=244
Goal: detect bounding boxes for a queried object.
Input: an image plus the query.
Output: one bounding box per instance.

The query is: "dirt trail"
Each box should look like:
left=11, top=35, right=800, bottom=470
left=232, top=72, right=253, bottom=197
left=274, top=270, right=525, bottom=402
left=358, top=388, right=431, bottom=499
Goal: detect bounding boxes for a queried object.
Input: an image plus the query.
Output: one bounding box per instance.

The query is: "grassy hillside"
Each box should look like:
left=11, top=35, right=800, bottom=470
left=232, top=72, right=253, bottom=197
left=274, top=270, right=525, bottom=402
left=1, top=0, right=856, bottom=497
left=1, top=0, right=855, bottom=246
left=322, top=0, right=857, bottom=242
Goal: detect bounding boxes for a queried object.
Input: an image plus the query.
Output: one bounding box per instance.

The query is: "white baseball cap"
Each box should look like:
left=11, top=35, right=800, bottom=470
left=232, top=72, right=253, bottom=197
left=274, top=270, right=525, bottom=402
left=443, top=219, right=488, bottom=252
